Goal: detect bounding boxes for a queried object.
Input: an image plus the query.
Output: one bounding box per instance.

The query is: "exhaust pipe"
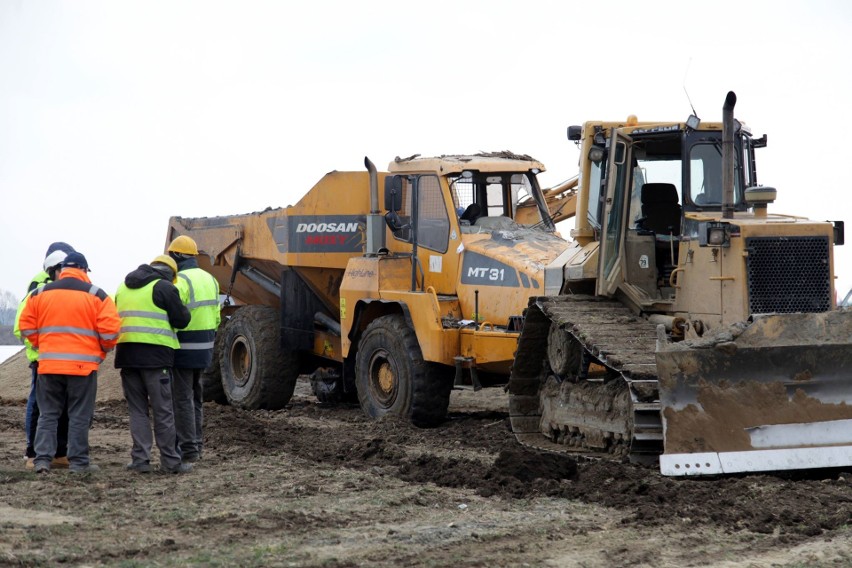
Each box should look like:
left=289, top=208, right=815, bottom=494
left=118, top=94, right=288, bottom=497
left=722, top=91, right=736, bottom=219
left=365, top=156, right=379, bottom=214
left=364, top=156, right=384, bottom=255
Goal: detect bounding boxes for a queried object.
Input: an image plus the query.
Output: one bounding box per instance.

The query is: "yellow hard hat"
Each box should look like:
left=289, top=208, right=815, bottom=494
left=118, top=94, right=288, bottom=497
left=167, top=235, right=199, bottom=255
left=150, top=254, right=179, bottom=283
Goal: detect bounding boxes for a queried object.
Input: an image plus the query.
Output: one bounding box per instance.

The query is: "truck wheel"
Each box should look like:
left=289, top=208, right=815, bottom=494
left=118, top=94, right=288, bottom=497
left=201, top=322, right=227, bottom=404
left=355, top=314, right=452, bottom=427
left=220, top=306, right=298, bottom=410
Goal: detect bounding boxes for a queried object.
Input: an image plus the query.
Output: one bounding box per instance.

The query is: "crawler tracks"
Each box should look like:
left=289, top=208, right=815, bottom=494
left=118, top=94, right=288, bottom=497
left=508, top=295, right=663, bottom=463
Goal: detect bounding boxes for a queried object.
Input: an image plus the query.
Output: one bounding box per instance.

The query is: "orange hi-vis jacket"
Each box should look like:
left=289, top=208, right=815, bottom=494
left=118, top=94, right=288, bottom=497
left=18, top=268, right=121, bottom=376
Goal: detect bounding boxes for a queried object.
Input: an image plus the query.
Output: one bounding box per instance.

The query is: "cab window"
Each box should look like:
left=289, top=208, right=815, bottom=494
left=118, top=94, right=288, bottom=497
left=391, top=174, right=450, bottom=253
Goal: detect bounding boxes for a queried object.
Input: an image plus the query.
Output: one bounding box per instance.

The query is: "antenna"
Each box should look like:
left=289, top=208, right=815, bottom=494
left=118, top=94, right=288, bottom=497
left=683, top=57, right=698, bottom=117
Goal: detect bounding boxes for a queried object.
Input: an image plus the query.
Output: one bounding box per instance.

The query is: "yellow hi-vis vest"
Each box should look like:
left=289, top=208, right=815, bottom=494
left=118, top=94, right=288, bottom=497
left=116, top=280, right=180, bottom=348
left=176, top=267, right=220, bottom=335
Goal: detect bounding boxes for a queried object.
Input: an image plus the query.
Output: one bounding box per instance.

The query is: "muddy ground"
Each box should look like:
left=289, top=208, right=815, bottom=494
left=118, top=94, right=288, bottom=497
left=1, top=351, right=852, bottom=567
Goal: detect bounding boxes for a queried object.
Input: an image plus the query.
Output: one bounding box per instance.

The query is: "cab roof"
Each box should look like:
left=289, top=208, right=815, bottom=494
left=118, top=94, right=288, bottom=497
left=388, top=151, right=545, bottom=175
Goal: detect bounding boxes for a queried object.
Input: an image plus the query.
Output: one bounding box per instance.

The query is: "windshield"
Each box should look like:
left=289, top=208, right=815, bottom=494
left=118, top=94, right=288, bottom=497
left=448, top=171, right=550, bottom=229
left=688, top=141, right=744, bottom=207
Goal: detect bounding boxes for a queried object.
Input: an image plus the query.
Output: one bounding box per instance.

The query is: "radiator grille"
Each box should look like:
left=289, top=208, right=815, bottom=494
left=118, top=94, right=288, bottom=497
left=745, top=236, right=831, bottom=314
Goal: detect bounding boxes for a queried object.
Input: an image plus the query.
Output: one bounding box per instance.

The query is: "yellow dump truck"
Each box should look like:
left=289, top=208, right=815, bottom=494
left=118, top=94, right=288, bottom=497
left=168, top=152, right=570, bottom=426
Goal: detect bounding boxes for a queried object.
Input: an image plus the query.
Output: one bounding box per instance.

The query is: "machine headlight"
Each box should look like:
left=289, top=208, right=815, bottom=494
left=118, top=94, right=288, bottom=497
left=686, top=114, right=701, bottom=130
left=588, top=145, right=605, bottom=163
left=708, top=227, right=728, bottom=246
left=699, top=221, right=732, bottom=247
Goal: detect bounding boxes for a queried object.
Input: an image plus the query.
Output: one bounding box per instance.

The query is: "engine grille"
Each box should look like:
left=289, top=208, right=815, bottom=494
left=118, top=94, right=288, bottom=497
left=745, top=236, right=831, bottom=314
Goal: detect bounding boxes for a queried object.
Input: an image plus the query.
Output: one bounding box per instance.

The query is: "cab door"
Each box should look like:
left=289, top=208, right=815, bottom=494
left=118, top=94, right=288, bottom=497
left=386, top=174, right=458, bottom=294
left=596, top=131, right=633, bottom=296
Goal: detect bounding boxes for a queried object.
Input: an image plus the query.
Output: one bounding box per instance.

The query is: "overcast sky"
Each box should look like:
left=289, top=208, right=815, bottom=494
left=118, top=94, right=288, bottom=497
left=2, top=0, right=851, bottom=303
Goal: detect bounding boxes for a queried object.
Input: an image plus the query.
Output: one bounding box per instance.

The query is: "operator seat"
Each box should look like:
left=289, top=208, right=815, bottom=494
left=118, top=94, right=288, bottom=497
left=460, top=203, right=482, bottom=224
left=638, top=183, right=682, bottom=283
left=639, top=183, right=681, bottom=236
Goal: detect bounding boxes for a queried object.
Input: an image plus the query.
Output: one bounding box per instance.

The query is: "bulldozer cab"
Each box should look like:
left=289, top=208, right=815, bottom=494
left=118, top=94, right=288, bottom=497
left=592, top=120, right=758, bottom=303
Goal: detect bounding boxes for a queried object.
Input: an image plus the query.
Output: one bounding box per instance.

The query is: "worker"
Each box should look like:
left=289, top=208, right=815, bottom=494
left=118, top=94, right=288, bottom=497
left=14, top=242, right=76, bottom=469
left=167, top=235, right=221, bottom=463
left=18, top=252, right=121, bottom=474
left=115, top=255, right=192, bottom=474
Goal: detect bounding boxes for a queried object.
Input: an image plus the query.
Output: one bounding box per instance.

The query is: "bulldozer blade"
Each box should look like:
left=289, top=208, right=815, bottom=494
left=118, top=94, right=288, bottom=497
left=655, top=310, right=852, bottom=476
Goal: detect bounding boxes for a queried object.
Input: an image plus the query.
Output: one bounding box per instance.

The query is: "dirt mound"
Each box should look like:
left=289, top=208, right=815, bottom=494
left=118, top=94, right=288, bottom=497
left=491, top=446, right=578, bottom=482
left=0, top=349, right=125, bottom=403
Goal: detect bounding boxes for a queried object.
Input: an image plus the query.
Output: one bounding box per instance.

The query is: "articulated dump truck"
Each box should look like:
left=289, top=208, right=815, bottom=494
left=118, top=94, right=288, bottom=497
left=169, top=92, right=849, bottom=476
left=168, top=151, right=574, bottom=427
left=508, top=92, right=851, bottom=476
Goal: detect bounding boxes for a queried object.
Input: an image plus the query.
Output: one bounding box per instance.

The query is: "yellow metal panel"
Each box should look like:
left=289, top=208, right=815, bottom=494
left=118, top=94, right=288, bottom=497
left=313, top=330, right=342, bottom=363
left=459, top=327, right=519, bottom=374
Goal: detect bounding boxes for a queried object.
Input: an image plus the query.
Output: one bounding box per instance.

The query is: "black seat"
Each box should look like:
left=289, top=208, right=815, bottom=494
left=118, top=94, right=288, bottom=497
left=460, top=203, right=482, bottom=224
left=639, top=183, right=681, bottom=235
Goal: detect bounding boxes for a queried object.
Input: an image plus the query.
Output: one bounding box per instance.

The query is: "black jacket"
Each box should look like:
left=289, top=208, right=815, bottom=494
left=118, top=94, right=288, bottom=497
left=114, top=264, right=191, bottom=369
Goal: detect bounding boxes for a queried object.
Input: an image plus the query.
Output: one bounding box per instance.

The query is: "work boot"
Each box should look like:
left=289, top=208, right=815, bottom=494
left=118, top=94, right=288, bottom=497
left=69, top=464, right=101, bottom=474
left=182, top=453, right=200, bottom=464
left=159, top=463, right=193, bottom=474
left=126, top=461, right=152, bottom=474
left=34, top=463, right=50, bottom=475
left=25, top=457, right=35, bottom=470
left=52, top=456, right=70, bottom=469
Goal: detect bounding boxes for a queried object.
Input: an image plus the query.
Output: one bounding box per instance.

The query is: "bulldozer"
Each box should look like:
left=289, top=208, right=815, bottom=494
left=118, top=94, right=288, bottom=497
left=508, top=91, right=851, bottom=476
left=168, top=151, right=576, bottom=427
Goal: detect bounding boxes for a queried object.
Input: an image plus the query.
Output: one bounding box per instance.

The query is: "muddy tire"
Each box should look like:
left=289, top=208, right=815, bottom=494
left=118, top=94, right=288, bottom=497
left=201, top=324, right=228, bottom=404
left=220, top=306, right=298, bottom=410
left=355, top=314, right=452, bottom=427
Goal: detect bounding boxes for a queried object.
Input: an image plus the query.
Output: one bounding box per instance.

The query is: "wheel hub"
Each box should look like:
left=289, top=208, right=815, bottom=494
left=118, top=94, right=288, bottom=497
left=369, top=350, right=397, bottom=407
left=229, top=336, right=252, bottom=388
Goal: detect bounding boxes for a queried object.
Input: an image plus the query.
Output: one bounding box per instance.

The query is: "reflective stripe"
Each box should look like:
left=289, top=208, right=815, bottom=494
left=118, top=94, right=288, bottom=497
left=39, top=326, right=99, bottom=337
left=39, top=352, right=104, bottom=363
left=100, top=332, right=119, bottom=341
left=118, top=310, right=171, bottom=321
left=178, top=273, right=195, bottom=304
left=21, top=329, right=36, bottom=337
left=119, top=326, right=178, bottom=339
left=178, top=341, right=215, bottom=350
left=187, top=299, right=219, bottom=309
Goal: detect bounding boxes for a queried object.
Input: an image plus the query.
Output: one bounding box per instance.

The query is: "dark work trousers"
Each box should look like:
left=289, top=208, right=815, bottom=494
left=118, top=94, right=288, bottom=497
left=34, top=372, right=97, bottom=470
left=120, top=367, right=181, bottom=469
left=172, top=367, right=203, bottom=459
left=25, top=363, right=69, bottom=458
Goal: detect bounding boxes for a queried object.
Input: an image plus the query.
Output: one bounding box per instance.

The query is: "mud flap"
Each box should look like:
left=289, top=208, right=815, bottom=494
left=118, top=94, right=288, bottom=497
left=656, top=310, right=852, bottom=476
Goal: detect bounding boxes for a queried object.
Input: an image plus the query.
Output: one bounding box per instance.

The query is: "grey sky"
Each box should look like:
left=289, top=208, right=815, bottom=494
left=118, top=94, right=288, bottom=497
left=2, top=0, right=850, bottom=300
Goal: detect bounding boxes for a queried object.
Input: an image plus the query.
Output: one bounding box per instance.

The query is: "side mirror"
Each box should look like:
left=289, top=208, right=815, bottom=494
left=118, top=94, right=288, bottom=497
left=384, top=176, right=403, bottom=212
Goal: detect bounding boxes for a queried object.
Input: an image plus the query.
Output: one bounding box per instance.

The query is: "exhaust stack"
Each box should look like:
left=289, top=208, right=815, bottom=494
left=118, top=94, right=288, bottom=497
left=722, top=91, right=737, bottom=219
left=364, top=157, right=385, bottom=255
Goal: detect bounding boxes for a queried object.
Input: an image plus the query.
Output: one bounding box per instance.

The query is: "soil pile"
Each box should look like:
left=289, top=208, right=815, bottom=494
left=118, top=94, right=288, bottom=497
left=0, top=349, right=125, bottom=403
